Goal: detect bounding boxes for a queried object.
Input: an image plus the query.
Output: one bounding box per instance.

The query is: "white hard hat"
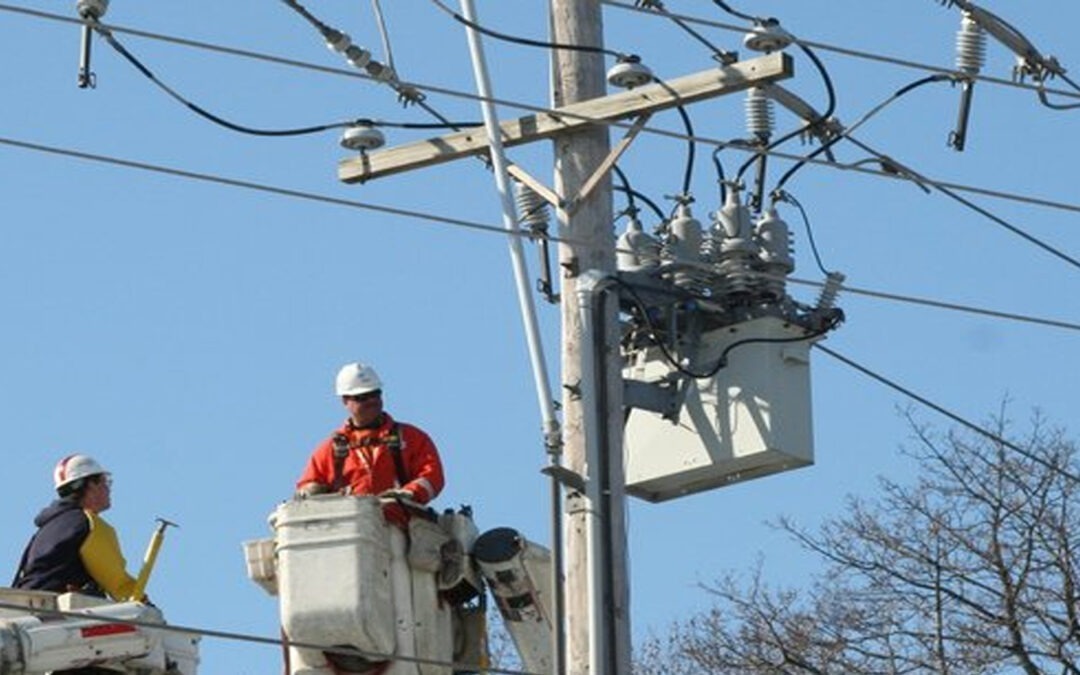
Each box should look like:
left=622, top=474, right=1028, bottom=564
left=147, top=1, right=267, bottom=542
left=54, top=454, right=108, bottom=491
left=335, top=362, right=383, bottom=396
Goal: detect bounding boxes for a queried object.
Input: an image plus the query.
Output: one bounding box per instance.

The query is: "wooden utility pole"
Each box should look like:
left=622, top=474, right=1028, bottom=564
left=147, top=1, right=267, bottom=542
left=334, top=9, right=793, bottom=669
left=550, top=1, right=631, bottom=673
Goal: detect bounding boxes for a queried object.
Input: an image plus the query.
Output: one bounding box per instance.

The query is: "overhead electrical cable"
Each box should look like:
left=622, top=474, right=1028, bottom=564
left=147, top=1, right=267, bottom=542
left=0, top=600, right=540, bottom=675
left=428, top=0, right=627, bottom=59
left=789, top=278, right=1080, bottom=333
left=13, top=11, right=1080, bottom=277
left=736, top=39, right=838, bottom=184
left=632, top=0, right=736, bottom=63
left=612, top=164, right=637, bottom=212
left=772, top=74, right=951, bottom=194
left=613, top=165, right=667, bottom=221
left=0, top=136, right=516, bottom=239
left=277, top=0, right=462, bottom=128
left=708, top=0, right=757, bottom=23
left=843, top=133, right=1080, bottom=272
left=599, top=0, right=1080, bottom=103
left=1037, top=87, right=1080, bottom=111
left=100, top=26, right=477, bottom=134
left=4, top=4, right=1078, bottom=662
left=30, top=23, right=1080, bottom=276
left=370, top=0, right=396, bottom=72
left=6, top=5, right=1080, bottom=218
left=684, top=22, right=1077, bottom=275
left=816, top=344, right=1080, bottom=485
left=674, top=102, right=695, bottom=197
left=2, top=134, right=1077, bottom=337
left=775, top=191, right=831, bottom=277
left=120, top=0, right=1071, bottom=275
left=9, top=2, right=1078, bottom=107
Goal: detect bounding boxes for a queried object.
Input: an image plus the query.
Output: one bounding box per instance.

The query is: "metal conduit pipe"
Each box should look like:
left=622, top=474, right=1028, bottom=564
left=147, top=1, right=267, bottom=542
left=459, top=2, right=566, bottom=672
left=576, top=270, right=623, bottom=675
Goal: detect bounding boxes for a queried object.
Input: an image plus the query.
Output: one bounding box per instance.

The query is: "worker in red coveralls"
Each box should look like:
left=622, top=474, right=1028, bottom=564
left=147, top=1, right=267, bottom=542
left=296, top=362, right=445, bottom=525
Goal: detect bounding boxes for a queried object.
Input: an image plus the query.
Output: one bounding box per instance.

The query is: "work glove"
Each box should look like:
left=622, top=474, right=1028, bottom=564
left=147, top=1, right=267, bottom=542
left=378, top=488, right=414, bottom=501
left=295, top=482, right=331, bottom=499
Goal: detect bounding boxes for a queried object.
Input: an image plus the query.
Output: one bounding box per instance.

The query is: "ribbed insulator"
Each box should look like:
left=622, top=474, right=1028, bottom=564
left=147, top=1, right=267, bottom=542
left=745, top=88, right=774, bottom=140
left=754, top=210, right=790, bottom=298
left=344, top=45, right=372, bottom=70
left=325, top=30, right=352, bottom=54
left=755, top=210, right=794, bottom=271
left=715, top=256, right=755, bottom=297
left=956, top=13, right=986, bottom=74
left=515, top=184, right=550, bottom=233
left=365, top=60, right=396, bottom=83
left=667, top=209, right=705, bottom=291
left=815, top=271, right=846, bottom=311
left=701, top=221, right=724, bottom=263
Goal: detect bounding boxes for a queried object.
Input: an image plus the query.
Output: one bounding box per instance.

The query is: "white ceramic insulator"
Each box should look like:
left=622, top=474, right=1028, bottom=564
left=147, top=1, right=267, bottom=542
left=956, top=13, right=986, bottom=74
left=745, top=87, right=774, bottom=139
left=515, top=184, right=550, bottom=232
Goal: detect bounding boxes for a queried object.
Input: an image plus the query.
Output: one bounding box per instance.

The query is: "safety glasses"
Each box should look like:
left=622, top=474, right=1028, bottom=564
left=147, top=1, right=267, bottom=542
left=346, top=390, right=382, bottom=403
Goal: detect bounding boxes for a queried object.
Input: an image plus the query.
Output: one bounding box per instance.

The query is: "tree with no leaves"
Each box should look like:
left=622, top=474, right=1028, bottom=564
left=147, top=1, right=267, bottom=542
left=635, top=410, right=1080, bottom=674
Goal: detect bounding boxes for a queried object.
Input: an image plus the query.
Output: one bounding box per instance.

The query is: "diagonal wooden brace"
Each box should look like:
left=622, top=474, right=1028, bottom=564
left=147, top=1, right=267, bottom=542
left=564, top=113, right=650, bottom=217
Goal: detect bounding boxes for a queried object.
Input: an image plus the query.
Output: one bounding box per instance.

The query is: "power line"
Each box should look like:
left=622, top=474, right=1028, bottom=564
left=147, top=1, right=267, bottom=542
left=2, top=133, right=1075, bottom=338
left=6, top=10, right=1079, bottom=310
left=6, top=4, right=1080, bottom=219
left=427, top=0, right=626, bottom=59
left=815, top=344, right=1080, bottom=485
left=788, top=277, right=1080, bottom=334
left=6, top=4, right=1075, bottom=666
left=632, top=0, right=736, bottom=63
left=93, top=22, right=478, bottom=135
left=0, top=600, right=539, bottom=675
left=600, top=0, right=1080, bottom=103
left=95, top=27, right=353, bottom=137
left=843, top=134, right=1080, bottom=271
left=0, top=136, right=514, bottom=239
left=603, top=1, right=1080, bottom=265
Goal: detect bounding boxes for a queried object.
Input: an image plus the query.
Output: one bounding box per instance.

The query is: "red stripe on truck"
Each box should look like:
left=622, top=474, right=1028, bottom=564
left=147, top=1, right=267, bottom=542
left=80, top=623, right=138, bottom=638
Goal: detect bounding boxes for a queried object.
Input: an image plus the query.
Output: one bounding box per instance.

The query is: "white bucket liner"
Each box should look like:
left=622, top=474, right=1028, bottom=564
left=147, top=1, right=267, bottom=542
left=272, top=496, right=396, bottom=662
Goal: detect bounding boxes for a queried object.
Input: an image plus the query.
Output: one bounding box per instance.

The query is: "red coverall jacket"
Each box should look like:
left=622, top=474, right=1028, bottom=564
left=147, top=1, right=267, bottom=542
left=297, top=413, right=445, bottom=513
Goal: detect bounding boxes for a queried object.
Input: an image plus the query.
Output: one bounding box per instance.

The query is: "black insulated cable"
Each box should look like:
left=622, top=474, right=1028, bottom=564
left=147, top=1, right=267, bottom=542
left=736, top=41, right=838, bottom=184
left=428, top=0, right=629, bottom=60
left=710, top=0, right=757, bottom=23
left=4, top=133, right=1079, bottom=339
left=845, top=134, right=1080, bottom=273
left=98, top=29, right=350, bottom=137
left=774, top=191, right=829, bottom=278
left=615, top=277, right=840, bottom=381
left=635, top=0, right=735, bottom=63
left=96, top=29, right=478, bottom=137
left=816, top=343, right=1080, bottom=485
left=771, top=74, right=949, bottom=194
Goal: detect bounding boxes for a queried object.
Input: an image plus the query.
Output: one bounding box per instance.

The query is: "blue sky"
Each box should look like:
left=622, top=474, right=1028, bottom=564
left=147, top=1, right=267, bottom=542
left=2, top=1, right=1078, bottom=672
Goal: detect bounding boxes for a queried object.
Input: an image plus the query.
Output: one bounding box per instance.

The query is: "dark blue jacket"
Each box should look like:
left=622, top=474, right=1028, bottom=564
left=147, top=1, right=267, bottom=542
left=12, top=498, right=103, bottom=596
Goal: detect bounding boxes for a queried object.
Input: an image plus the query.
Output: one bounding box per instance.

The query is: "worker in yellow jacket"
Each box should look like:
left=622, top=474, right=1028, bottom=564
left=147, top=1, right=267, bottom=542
left=12, top=454, right=142, bottom=601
